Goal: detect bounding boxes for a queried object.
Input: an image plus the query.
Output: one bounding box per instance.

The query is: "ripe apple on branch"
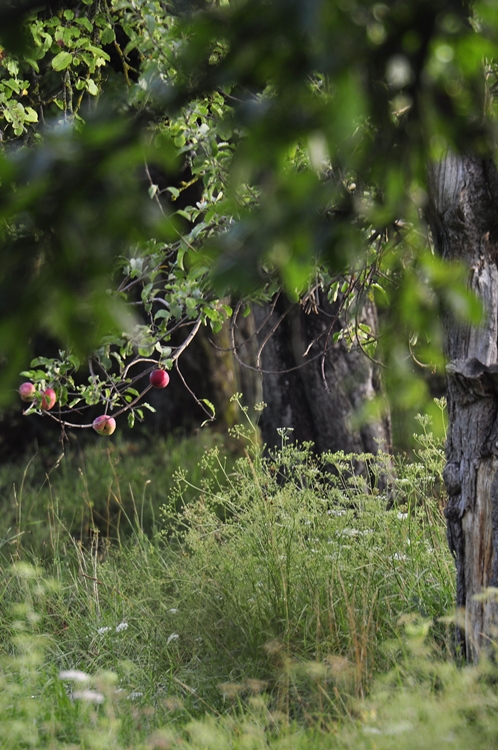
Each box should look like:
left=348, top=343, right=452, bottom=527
left=149, top=369, right=170, bottom=388
left=16, top=239, right=232, bottom=437
left=19, top=383, right=57, bottom=410
left=18, top=362, right=173, bottom=437
left=93, top=415, right=117, bottom=435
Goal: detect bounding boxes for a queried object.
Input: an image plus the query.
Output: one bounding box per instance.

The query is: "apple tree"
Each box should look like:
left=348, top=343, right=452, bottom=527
left=0, top=0, right=395, bottom=451
left=3, top=0, right=498, bottom=658
left=0, top=1, right=240, bottom=432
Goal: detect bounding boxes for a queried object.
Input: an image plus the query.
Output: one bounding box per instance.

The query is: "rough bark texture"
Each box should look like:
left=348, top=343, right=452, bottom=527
left=428, top=153, right=498, bottom=660
left=250, top=291, right=391, bottom=456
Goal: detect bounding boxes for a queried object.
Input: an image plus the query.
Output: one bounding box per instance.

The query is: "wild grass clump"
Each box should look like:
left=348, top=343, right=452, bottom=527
left=155, top=401, right=453, bottom=718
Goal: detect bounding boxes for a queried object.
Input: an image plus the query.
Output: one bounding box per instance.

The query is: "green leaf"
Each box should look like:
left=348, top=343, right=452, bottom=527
left=200, top=398, right=216, bottom=426
left=62, top=26, right=79, bottom=45
left=86, top=45, right=110, bottom=62
left=67, top=355, right=81, bottom=369
left=30, top=357, right=55, bottom=367
left=52, top=51, right=73, bottom=71
left=100, top=27, right=115, bottom=45
left=23, top=107, right=38, bottom=123
left=25, top=58, right=40, bottom=72
left=4, top=78, right=21, bottom=93
left=20, top=370, right=46, bottom=379
left=76, top=16, right=93, bottom=33
left=86, top=79, right=99, bottom=96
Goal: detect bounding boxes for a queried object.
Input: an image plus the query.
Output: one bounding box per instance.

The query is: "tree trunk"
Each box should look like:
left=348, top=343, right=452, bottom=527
left=428, top=153, right=498, bottom=660
left=249, top=291, right=391, bottom=456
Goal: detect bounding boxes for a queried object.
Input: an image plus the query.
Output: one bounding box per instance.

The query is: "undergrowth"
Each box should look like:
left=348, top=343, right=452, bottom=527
left=0, top=427, right=235, bottom=558
left=0, top=398, right=495, bottom=749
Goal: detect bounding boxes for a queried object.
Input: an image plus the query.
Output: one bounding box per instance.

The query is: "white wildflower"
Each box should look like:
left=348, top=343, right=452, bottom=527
left=73, top=689, right=104, bottom=704
left=115, top=622, right=129, bottom=633
left=397, top=512, right=408, bottom=520
left=168, top=608, right=179, bottom=614
left=59, top=670, right=91, bottom=683
left=97, top=626, right=112, bottom=635
left=128, top=691, right=144, bottom=701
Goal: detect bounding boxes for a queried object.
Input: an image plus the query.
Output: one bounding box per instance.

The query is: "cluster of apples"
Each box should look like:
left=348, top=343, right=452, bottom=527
left=19, top=368, right=170, bottom=437
left=19, top=382, right=57, bottom=410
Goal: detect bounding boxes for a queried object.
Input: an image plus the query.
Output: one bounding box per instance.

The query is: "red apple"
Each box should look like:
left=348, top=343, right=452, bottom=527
left=19, top=382, right=36, bottom=402
left=149, top=369, right=170, bottom=388
left=41, top=388, right=56, bottom=410
left=93, top=415, right=116, bottom=435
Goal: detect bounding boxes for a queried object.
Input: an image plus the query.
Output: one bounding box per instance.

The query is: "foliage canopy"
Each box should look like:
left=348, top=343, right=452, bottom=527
left=0, top=0, right=494, bottom=424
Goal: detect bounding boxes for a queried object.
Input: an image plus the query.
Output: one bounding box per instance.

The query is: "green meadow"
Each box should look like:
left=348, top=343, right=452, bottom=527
left=0, top=402, right=495, bottom=749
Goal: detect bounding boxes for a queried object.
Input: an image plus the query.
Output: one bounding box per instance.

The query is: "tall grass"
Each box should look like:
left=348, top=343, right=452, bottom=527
left=155, top=406, right=453, bottom=715
left=0, top=401, right=495, bottom=749
left=0, top=428, right=235, bottom=558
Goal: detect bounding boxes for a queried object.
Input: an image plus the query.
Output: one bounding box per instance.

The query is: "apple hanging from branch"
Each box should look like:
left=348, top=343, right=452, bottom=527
left=41, top=388, right=57, bottom=411
left=93, top=415, right=117, bottom=436
left=17, top=316, right=211, bottom=437
left=19, top=382, right=36, bottom=402
left=149, top=369, right=170, bottom=388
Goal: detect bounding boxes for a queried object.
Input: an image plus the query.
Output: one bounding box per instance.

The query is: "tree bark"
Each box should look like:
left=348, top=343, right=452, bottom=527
left=428, top=153, right=498, bottom=660
left=249, top=291, right=391, bottom=457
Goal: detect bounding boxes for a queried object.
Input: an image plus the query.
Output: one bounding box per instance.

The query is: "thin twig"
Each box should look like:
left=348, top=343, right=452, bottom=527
left=174, top=360, right=215, bottom=421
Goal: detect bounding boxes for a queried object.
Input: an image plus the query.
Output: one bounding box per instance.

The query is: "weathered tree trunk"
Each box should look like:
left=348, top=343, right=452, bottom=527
left=249, top=291, right=391, bottom=456
left=428, top=153, right=498, bottom=660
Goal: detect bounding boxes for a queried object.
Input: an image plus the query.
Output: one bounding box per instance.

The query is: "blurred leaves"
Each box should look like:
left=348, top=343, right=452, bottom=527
left=0, top=108, right=178, bottom=405
left=0, top=0, right=496, bottom=416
